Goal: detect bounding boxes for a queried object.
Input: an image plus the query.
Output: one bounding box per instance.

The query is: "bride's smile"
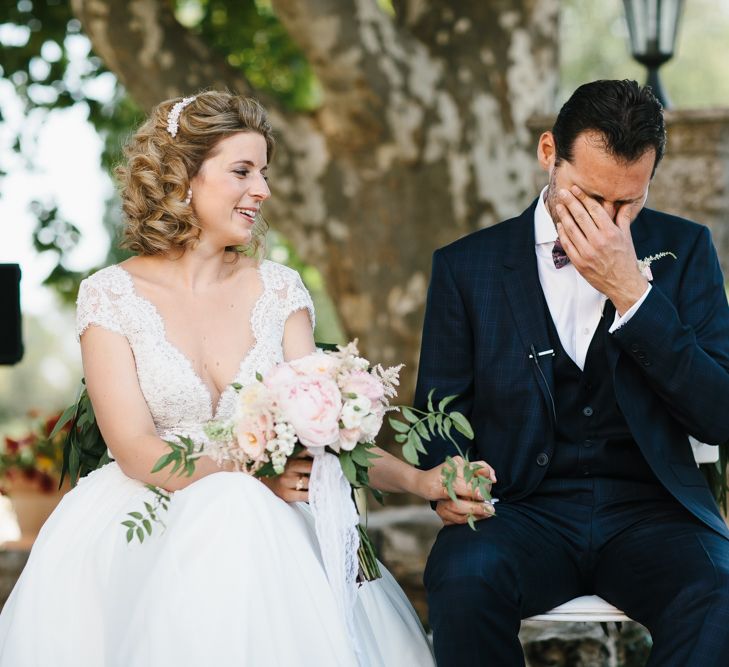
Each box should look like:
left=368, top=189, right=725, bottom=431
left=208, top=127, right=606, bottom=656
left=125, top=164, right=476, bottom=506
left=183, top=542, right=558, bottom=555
left=189, top=131, right=270, bottom=250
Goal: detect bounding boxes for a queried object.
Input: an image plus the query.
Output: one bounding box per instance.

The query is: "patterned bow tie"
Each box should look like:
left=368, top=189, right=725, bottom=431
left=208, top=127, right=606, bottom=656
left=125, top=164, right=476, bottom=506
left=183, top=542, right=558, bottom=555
left=552, top=239, right=570, bottom=269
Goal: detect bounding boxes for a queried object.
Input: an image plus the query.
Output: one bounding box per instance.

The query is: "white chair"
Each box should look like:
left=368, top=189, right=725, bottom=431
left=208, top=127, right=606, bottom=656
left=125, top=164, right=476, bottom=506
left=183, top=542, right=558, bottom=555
left=690, top=437, right=719, bottom=464
left=530, top=439, right=717, bottom=623
left=527, top=595, right=629, bottom=622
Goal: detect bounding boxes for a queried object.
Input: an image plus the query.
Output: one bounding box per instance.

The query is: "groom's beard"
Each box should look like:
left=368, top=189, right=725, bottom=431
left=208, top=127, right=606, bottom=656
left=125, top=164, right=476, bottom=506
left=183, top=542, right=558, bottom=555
left=544, top=173, right=560, bottom=232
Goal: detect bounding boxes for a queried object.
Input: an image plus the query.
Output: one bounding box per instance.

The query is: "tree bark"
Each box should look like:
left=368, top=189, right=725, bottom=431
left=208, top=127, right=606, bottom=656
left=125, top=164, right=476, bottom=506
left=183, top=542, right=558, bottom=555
left=72, top=0, right=559, bottom=393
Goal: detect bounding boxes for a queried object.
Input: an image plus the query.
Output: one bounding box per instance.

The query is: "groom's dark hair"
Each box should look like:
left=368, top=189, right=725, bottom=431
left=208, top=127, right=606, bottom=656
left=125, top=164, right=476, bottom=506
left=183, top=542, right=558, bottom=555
left=552, top=79, right=666, bottom=175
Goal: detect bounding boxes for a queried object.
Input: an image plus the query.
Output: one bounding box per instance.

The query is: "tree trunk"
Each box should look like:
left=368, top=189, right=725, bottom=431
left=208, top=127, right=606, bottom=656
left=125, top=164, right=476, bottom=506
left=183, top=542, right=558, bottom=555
left=72, top=0, right=559, bottom=393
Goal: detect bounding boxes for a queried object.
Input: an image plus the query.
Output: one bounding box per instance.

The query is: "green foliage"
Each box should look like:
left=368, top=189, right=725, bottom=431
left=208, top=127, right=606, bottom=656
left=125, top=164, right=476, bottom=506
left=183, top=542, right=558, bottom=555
left=176, top=0, right=319, bottom=111
left=55, top=380, right=110, bottom=488
left=0, top=410, right=67, bottom=492
left=389, top=389, right=493, bottom=529
left=124, top=486, right=171, bottom=544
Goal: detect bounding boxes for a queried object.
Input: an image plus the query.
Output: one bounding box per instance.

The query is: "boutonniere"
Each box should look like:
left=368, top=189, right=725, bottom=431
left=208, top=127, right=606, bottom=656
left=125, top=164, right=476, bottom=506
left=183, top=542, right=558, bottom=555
left=637, top=251, right=677, bottom=281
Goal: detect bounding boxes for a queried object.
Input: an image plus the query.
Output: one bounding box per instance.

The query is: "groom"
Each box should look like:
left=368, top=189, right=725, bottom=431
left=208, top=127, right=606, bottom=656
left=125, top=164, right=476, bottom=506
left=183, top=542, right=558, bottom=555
left=416, top=79, right=729, bottom=666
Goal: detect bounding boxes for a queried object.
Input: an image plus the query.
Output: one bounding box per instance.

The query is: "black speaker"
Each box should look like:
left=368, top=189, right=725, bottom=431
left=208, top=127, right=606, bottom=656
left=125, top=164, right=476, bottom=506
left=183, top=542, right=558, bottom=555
left=0, top=263, right=23, bottom=365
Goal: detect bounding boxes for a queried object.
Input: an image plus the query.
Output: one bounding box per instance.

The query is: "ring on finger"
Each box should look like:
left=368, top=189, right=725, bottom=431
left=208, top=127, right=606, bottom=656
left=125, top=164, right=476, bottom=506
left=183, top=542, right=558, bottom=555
left=295, top=476, right=306, bottom=491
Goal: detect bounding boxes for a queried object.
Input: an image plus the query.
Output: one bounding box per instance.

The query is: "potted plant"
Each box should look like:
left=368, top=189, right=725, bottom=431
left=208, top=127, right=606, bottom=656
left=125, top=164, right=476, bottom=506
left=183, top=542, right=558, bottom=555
left=1, top=413, right=70, bottom=548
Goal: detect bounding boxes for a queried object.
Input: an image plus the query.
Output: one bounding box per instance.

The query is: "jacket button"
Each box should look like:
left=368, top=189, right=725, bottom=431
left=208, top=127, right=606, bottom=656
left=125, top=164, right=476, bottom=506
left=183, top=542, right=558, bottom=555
left=536, top=453, right=549, bottom=466
left=630, top=343, right=640, bottom=352
left=582, top=406, right=594, bottom=417
left=583, top=439, right=594, bottom=448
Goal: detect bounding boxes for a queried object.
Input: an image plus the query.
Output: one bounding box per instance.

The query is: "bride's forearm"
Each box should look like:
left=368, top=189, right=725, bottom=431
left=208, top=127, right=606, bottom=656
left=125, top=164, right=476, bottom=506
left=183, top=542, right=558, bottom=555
left=367, top=446, right=436, bottom=498
left=112, top=435, right=229, bottom=491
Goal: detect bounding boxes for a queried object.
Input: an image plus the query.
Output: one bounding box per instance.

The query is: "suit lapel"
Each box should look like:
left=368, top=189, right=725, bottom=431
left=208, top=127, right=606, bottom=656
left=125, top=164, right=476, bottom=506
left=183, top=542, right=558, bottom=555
left=501, top=202, right=556, bottom=425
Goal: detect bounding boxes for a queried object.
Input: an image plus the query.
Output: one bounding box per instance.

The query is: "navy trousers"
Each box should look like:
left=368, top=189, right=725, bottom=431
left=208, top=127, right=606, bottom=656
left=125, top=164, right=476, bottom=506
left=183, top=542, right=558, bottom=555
left=425, top=479, right=729, bottom=666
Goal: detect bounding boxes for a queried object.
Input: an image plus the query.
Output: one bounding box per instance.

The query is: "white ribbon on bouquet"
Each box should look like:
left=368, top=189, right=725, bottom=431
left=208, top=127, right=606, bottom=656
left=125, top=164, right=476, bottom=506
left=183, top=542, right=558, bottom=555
left=308, top=450, right=362, bottom=662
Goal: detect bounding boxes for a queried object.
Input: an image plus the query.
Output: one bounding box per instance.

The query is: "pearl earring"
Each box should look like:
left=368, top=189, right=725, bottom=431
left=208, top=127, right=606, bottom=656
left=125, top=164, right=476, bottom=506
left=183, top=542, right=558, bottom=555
left=184, top=188, right=192, bottom=206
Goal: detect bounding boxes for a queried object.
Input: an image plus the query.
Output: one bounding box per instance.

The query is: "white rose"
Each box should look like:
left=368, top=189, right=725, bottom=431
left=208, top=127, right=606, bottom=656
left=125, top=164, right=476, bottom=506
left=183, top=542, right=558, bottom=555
left=360, top=411, right=383, bottom=440
left=340, top=397, right=372, bottom=429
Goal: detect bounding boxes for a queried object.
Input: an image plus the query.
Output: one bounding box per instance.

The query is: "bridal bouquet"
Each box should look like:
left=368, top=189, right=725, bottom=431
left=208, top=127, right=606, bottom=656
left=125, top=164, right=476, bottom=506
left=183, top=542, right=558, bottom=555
left=202, top=340, right=399, bottom=487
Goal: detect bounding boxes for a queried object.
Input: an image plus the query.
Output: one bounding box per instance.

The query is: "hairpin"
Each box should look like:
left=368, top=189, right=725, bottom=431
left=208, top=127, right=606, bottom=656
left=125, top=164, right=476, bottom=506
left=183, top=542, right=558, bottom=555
left=166, top=96, right=196, bottom=138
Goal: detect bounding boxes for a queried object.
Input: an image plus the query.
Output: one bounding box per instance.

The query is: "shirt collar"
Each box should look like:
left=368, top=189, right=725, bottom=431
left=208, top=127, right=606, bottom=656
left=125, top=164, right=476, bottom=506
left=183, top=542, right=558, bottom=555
left=534, top=185, right=557, bottom=246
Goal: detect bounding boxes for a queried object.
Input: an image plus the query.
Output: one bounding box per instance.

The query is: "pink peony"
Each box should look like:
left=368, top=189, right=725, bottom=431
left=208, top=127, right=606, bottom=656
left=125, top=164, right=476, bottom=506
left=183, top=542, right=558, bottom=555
left=263, top=362, right=299, bottom=389
left=288, top=351, right=341, bottom=378
left=235, top=410, right=275, bottom=460
left=276, top=375, right=342, bottom=449
left=341, top=370, right=385, bottom=404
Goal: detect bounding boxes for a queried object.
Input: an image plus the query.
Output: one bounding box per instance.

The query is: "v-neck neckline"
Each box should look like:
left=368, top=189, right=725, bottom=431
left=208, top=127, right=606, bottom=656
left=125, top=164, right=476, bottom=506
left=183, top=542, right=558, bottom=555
left=113, top=263, right=266, bottom=419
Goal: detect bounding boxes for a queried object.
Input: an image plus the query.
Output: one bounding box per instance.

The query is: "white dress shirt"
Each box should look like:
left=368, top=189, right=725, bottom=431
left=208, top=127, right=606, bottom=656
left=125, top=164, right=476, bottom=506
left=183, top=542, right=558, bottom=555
left=534, top=187, right=650, bottom=370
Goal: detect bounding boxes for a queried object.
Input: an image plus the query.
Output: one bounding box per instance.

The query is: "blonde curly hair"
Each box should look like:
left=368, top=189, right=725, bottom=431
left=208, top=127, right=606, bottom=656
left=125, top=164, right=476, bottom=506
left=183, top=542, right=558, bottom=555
left=116, top=91, right=275, bottom=256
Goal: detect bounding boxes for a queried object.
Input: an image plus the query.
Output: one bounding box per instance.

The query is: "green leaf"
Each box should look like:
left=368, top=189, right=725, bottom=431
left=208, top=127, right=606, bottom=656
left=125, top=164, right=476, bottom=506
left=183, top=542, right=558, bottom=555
left=339, top=452, right=357, bottom=485
left=50, top=403, right=76, bottom=438
left=136, top=527, right=144, bottom=543
left=388, top=417, right=410, bottom=433
left=407, top=429, right=427, bottom=455
left=255, top=372, right=263, bottom=382
left=400, top=407, right=418, bottom=424
left=438, top=395, right=457, bottom=412
left=351, top=446, right=374, bottom=468
left=121, top=520, right=137, bottom=529
left=415, top=420, right=431, bottom=441
left=427, top=389, right=435, bottom=412
left=402, top=442, right=419, bottom=465
left=129, top=512, right=144, bottom=520
left=427, top=413, right=436, bottom=432
left=126, top=528, right=134, bottom=543
left=151, top=452, right=175, bottom=474
left=142, top=519, right=152, bottom=536
left=394, top=433, right=407, bottom=443
left=450, top=412, right=474, bottom=439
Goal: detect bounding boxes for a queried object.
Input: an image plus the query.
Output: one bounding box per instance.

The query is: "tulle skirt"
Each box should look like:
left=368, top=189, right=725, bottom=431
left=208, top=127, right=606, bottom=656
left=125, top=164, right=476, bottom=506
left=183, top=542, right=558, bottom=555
left=0, top=463, right=434, bottom=666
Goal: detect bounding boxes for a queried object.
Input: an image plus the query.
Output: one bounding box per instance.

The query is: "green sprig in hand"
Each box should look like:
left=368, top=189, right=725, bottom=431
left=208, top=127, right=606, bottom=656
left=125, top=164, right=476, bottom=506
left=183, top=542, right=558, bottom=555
left=390, top=389, right=494, bottom=529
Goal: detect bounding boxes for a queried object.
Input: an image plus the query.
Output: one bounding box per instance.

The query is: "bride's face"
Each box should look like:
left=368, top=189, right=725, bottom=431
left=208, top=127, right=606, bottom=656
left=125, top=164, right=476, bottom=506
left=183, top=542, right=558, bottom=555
left=189, top=131, right=270, bottom=248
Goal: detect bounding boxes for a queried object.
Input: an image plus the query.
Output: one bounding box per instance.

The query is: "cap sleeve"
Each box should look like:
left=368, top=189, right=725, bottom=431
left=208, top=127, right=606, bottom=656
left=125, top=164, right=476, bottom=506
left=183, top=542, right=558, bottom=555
left=76, top=277, right=125, bottom=340
left=284, top=271, right=316, bottom=330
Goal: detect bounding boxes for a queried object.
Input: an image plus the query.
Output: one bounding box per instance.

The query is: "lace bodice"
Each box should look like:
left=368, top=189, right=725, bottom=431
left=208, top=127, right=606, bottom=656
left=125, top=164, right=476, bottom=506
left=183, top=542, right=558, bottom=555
left=76, top=261, right=315, bottom=440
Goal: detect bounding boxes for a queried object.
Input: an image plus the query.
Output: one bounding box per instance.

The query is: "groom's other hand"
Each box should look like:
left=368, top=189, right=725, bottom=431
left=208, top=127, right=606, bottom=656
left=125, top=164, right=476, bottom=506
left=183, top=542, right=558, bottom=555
left=554, top=185, right=649, bottom=316
left=436, top=497, right=496, bottom=526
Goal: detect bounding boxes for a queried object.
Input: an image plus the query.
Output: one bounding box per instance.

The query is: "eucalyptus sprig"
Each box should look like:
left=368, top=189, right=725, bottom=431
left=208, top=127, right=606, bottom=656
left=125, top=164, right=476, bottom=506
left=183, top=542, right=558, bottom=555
left=122, top=436, right=202, bottom=542
left=150, top=435, right=203, bottom=478
left=123, top=486, right=171, bottom=544
left=389, top=389, right=493, bottom=529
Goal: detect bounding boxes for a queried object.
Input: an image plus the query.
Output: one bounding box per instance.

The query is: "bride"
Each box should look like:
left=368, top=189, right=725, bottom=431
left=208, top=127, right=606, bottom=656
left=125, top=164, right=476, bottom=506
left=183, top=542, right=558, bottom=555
left=0, top=91, right=490, bottom=666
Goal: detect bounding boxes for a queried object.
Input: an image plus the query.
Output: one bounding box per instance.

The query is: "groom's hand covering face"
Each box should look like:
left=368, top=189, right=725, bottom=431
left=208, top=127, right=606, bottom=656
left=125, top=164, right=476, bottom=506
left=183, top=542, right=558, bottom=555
left=539, top=130, right=656, bottom=316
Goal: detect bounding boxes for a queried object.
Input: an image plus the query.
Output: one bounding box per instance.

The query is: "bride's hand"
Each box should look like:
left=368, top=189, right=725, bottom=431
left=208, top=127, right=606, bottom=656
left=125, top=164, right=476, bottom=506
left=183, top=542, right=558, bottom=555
left=416, top=456, right=497, bottom=526
left=415, top=455, right=496, bottom=502
left=260, top=453, right=312, bottom=503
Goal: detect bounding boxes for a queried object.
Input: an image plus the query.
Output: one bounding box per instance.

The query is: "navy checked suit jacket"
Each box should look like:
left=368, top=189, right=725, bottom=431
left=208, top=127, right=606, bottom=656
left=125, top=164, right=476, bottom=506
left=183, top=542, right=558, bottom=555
left=415, top=200, right=729, bottom=540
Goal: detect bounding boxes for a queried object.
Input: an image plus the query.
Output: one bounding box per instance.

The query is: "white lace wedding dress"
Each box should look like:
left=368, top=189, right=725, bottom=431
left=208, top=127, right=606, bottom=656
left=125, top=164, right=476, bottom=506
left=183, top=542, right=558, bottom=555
left=0, top=261, right=434, bottom=667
